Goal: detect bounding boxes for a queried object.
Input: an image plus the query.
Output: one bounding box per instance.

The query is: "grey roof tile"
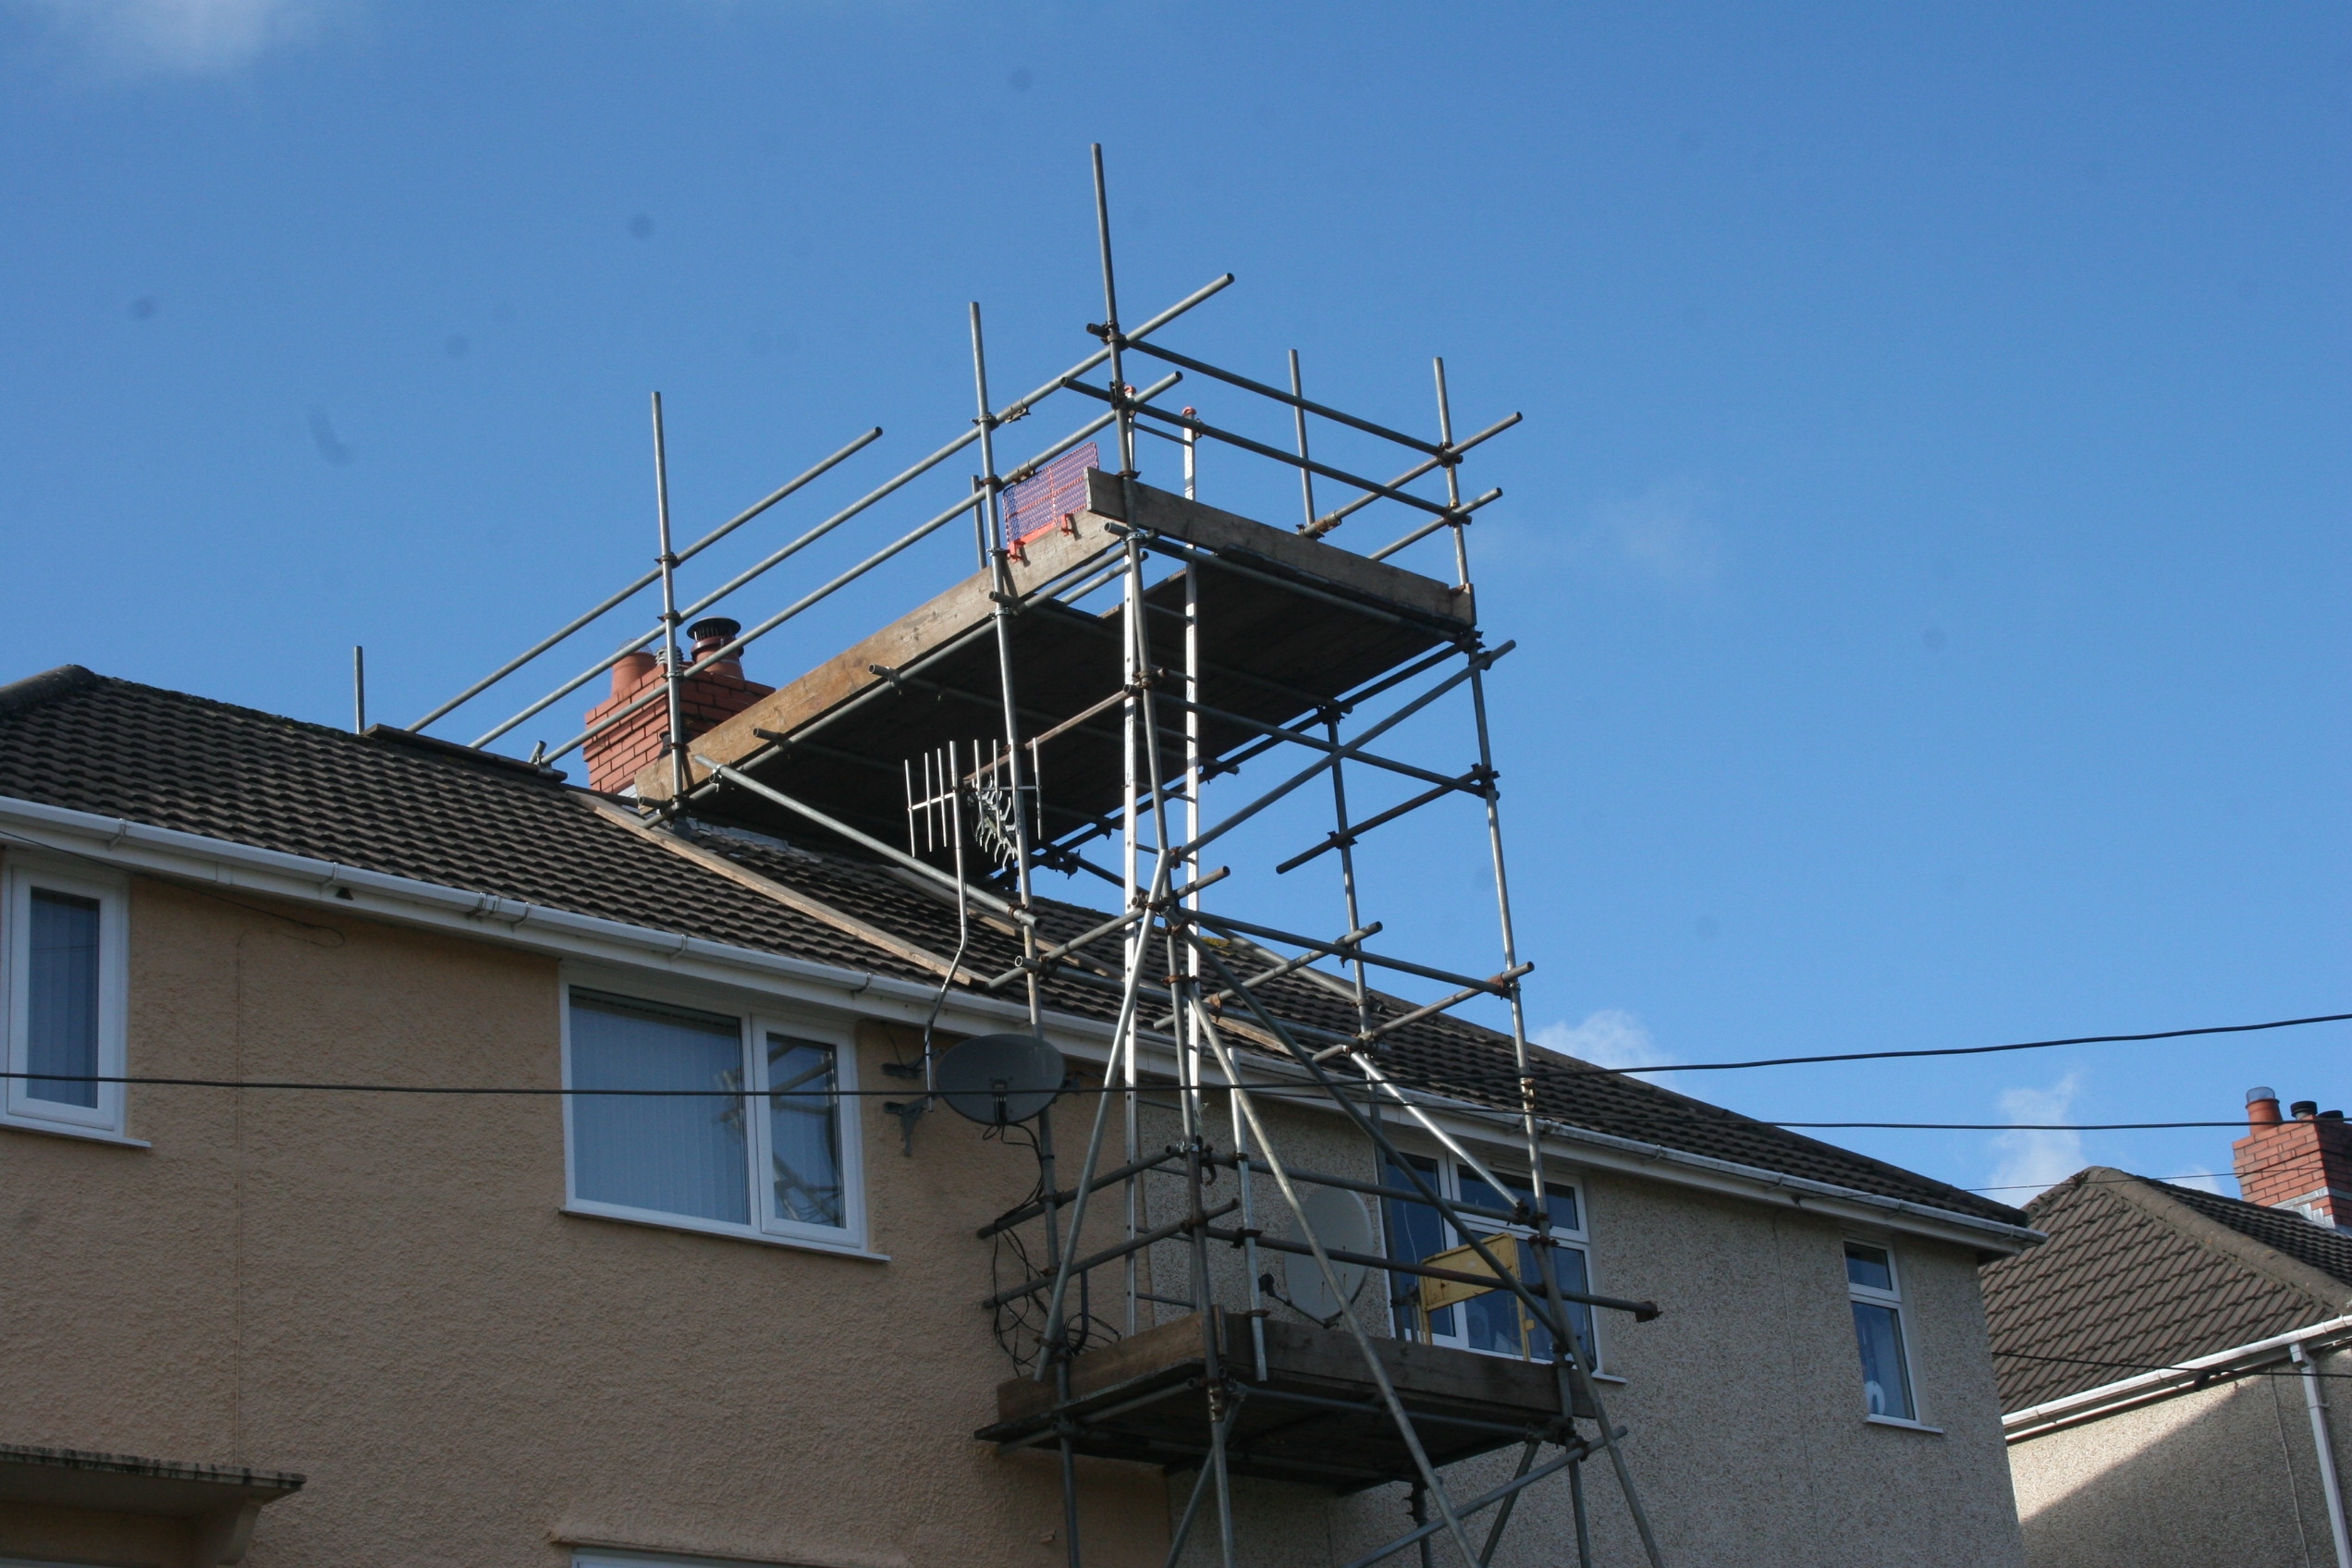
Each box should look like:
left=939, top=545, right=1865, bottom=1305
left=1981, top=1167, right=2352, bottom=1412
left=0, top=667, right=2025, bottom=1230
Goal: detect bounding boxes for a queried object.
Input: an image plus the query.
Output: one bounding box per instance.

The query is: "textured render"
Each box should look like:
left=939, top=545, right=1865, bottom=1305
left=0, top=876, right=1167, bottom=1568
left=1152, top=1127, right=2027, bottom=1568
left=0, top=870, right=2029, bottom=1568
left=2006, top=1344, right=2352, bottom=1568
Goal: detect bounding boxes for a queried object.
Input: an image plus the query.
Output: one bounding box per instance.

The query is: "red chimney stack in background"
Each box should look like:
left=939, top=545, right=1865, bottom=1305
left=2233, top=1085, right=2352, bottom=1231
left=581, top=618, right=773, bottom=794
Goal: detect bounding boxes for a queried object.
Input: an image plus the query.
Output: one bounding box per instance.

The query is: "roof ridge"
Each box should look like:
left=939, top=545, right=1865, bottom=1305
left=2089, top=1165, right=2352, bottom=1313
left=18, top=666, right=581, bottom=787
left=0, top=664, right=99, bottom=717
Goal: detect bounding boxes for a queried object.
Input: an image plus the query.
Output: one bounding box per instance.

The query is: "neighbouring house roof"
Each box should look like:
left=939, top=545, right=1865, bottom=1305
left=1981, top=1165, right=2352, bottom=1412
left=0, top=665, right=2027, bottom=1230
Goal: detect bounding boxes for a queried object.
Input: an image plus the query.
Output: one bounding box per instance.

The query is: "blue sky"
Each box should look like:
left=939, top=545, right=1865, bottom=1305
left=3, top=1, right=2346, bottom=1206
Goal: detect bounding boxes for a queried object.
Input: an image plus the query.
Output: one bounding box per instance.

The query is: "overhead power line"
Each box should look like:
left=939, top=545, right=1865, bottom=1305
left=0, top=1069, right=2316, bottom=1134
left=1514, top=1011, right=2352, bottom=1079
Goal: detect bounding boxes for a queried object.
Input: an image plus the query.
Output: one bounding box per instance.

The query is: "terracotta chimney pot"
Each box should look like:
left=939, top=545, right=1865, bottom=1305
left=610, top=650, right=659, bottom=701
left=2248, top=1086, right=2282, bottom=1128
left=687, top=617, right=744, bottom=680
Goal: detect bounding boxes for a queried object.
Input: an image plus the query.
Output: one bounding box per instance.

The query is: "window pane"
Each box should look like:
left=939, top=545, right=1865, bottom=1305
left=1844, top=1242, right=1893, bottom=1293
left=1460, top=1274, right=1525, bottom=1357
left=1461, top=1170, right=1578, bottom=1233
left=1522, top=1240, right=1599, bottom=1368
left=766, top=1035, right=844, bottom=1230
left=1381, top=1155, right=1454, bottom=1339
left=27, top=890, right=101, bottom=1108
left=570, top=992, right=748, bottom=1225
left=1852, top=1302, right=1914, bottom=1420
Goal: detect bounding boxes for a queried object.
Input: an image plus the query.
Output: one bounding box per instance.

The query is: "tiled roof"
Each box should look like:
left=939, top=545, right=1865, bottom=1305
left=1980, top=1167, right=2352, bottom=1412
left=0, top=666, right=2027, bottom=1229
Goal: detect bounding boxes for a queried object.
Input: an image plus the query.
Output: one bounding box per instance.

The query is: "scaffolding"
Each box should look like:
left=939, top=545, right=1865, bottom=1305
left=411, top=148, right=1667, bottom=1568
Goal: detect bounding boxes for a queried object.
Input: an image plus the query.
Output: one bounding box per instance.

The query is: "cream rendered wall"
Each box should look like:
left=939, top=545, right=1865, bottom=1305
left=2006, top=1343, right=2352, bottom=1568
left=0, top=867, right=2027, bottom=1568
left=0, top=873, right=1166, bottom=1568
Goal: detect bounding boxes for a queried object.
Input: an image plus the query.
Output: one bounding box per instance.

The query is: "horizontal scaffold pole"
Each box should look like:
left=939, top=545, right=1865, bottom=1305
left=1199, top=1227, right=1660, bottom=1321
left=982, top=1198, right=1240, bottom=1310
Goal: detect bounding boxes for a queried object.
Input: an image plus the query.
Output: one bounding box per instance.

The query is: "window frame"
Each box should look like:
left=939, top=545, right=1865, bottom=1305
left=1, top=856, right=130, bottom=1140
left=1844, top=1234, right=1926, bottom=1427
left=1379, top=1149, right=1600, bottom=1372
left=558, top=980, right=871, bottom=1258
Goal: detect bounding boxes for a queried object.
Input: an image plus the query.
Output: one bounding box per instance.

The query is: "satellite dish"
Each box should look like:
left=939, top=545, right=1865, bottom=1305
left=936, top=1034, right=1067, bottom=1126
left=1283, top=1187, right=1372, bottom=1322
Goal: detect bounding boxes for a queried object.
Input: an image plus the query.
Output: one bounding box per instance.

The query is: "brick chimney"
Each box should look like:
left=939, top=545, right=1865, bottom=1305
left=581, top=618, right=773, bottom=794
left=2233, top=1085, right=2352, bottom=1231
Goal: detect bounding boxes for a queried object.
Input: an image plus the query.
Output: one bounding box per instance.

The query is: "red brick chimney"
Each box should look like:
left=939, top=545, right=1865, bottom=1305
left=2233, top=1085, right=2352, bottom=1230
left=581, top=618, right=773, bottom=794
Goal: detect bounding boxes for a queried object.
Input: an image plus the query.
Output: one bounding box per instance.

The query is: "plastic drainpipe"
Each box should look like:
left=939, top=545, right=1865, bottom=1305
left=2292, top=1340, right=2352, bottom=1568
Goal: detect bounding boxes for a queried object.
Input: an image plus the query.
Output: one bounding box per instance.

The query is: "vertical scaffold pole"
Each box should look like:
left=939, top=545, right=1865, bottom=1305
left=1289, top=349, right=1317, bottom=531
left=650, top=392, right=689, bottom=805
left=970, top=306, right=1042, bottom=1037
left=1325, top=715, right=1374, bottom=1040
left=974, top=300, right=1072, bottom=1568
left=1093, top=144, right=1134, bottom=479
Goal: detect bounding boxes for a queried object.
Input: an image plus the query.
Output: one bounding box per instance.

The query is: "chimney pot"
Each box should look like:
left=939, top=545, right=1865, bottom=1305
left=688, top=617, right=742, bottom=668
left=610, top=650, right=659, bottom=700
left=2323, top=1110, right=2346, bottom=1121
left=2293, top=1100, right=2320, bottom=1120
left=2248, top=1088, right=2282, bottom=1126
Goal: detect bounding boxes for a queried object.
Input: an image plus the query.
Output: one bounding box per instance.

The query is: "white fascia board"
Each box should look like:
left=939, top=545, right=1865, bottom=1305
left=0, top=794, right=2033, bottom=1252
left=0, top=794, right=1095, bottom=1046
left=2002, top=1313, right=2352, bottom=1441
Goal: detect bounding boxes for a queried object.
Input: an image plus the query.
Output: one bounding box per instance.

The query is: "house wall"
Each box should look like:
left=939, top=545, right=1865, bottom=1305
left=1149, top=1112, right=2026, bottom=1568
left=0, top=866, right=2027, bottom=1568
left=2006, top=1342, right=2352, bottom=1568
left=0, top=873, right=1166, bottom=1568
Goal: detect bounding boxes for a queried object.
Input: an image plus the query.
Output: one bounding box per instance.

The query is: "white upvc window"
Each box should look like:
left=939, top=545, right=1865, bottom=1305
left=1845, top=1237, right=1919, bottom=1423
left=2, top=858, right=129, bottom=1139
left=1379, top=1151, right=1599, bottom=1369
left=561, top=985, right=867, bottom=1255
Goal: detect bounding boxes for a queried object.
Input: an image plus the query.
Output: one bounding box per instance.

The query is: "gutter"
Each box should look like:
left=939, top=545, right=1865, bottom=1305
left=0, top=792, right=2037, bottom=1252
left=2003, top=1312, right=2352, bottom=1442
left=0, top=793, right=1045, bottom=1040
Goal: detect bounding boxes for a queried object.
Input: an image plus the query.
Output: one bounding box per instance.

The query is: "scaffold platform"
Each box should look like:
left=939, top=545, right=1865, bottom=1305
left=979, top=1312, right=1589, bottom=1492
left=639, top=474, right=1476, bottom=851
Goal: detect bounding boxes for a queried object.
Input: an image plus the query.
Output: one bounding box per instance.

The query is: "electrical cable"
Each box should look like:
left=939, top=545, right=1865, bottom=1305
left=0, top=1070, right=2327, bottom=1134
left=1416, top=1011, right=2352, bottom=1081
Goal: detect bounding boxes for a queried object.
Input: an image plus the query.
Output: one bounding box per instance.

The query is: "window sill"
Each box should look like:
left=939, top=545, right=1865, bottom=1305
left=561, top=1204, right=888, bottom=1263
left=0, top=1115, right=149, bottom=1148
left=1866, top=1415, right=1943, bottom=1435
left=1589, top=1372, right=1628, bottom=1385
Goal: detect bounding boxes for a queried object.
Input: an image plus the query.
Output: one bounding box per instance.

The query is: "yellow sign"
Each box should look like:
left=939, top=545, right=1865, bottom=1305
left=1417, top=1241, right=1508, bottom=1315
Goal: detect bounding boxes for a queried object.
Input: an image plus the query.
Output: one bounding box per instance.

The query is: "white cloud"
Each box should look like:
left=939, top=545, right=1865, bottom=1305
left=2165, top=1167, right=2225, bottom=1194
left=1987, top=1072, right=2086, bottom=1201
left=1592, top=479, right=1722, bottom=590
left=1537, top=1009, right=1678, bottom=1090
left=13, top=0, right=331, bottom=75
